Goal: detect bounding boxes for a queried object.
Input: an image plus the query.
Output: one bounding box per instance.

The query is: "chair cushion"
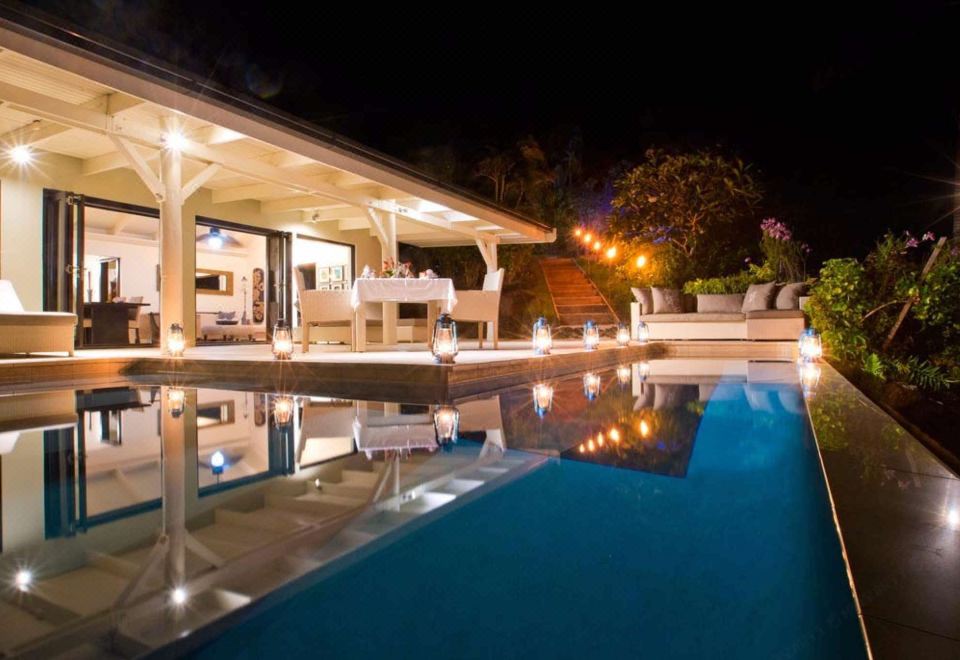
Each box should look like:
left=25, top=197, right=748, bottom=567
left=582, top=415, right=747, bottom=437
left=0, top=312, right=77, bottom=326
left=746, top=309, right=805, bottom=320
left=697, top=294, right=745, bottom=313
left=741, top=282, right=778, bottom=312
left=631, top=287, right=654, bottom=315
left=640, top=312, right=745, bottom=322
left=651, top=287, right=684, bottom=314
left=297, top=264, right=317, bottom=290
left=775, top=282, right=807, bottom=310
left=0, top=280, right=25, bottom=313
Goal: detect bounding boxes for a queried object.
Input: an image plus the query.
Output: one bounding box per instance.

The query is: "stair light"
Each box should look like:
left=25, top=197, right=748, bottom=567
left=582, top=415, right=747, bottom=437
left=14, top=569, right=32, bottom=592
left=583, top=320, right=600, bottom=351
left=533, top=383, right=554, bottom=417
left=273, top=395, right=294, bottom=426
left=272, top=319, right=293, bottom=360
left=166, top=323, right=186, bottom=357
left=636, top=321, right=650, bottom=344
left=434, top=405, right=460, bottom=444
left=616, top=324, right=631, bottom=347
left=583, top=372, right=601, bottom=400
left=605, top=246, right=617, bottom=260
left=617, top=364, right=632, bottom=386
left=532, top=317, right=552, bottom=356
left=432, top=314, right=459, bottom=364
left=167, top=387, right=186, bottom=418
left=798, top=328, right=823, bottom=362
left=636, top=255, right=647, bottom=269
left=9, top=145, right=32, bottom=165
left=592, top=240, right=602, bottom=252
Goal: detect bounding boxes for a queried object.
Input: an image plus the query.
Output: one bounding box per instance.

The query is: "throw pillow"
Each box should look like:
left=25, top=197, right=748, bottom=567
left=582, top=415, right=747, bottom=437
left=631, top=287, right=654, bottom=315
left=217, top=311, right=237, bottom=321
left=651, top=287, right=684, bottom=314
left=697, top=294, right=745, bottom=313
left=775, top=282, right=807, bottom=310
left=741, top=282, right=778, bottom=312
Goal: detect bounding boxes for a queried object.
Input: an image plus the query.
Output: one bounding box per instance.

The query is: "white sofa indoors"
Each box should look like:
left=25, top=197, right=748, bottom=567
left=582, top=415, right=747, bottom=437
left=0, top=280, right=77, bottom=356
left=630, top=282, right=806, bottom=341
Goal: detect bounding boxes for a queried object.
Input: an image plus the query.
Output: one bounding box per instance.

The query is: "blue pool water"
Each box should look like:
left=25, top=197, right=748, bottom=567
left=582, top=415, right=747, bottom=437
left=192, top=378, right=866, bottom=659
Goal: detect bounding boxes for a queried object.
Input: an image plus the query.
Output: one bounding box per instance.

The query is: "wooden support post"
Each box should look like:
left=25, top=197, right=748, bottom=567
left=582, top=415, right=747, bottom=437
left=159, top=118, right=184, bottom=352
left=882, top=236, right=947, bottom=351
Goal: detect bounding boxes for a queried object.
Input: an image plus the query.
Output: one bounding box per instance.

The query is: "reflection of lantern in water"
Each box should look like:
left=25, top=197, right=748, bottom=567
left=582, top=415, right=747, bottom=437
left=167, top=387, right=186, bottom=418
left=583, top=372, right=601, bottom=400
left=616, top=324, right=631, bottom=347
left=609, top=428, right=621, bottom=443
left=639, top=419, right=651, bottom=438
left=799, top=362, right=821, bottom=399
left=166, top=323, right=186, bottom=357
left=273, top=395, right=295, bottom=426
left=637, top=361, right=651, bottom=381
left=587, top=438, right=595, bottom=452
left=617, top=364, right=632, bottom=386
left=272, top=320, right=294, bottom=360
left=532, top=383, right=554, bottom=417
left=434, top=405, right=460, bottom=444
left=798, top=328, right=823, bottom=362
left=597, top=432, right=604, bottom=447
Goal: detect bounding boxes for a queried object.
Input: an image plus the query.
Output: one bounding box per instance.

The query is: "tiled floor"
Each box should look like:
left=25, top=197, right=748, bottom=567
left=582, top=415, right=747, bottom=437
left=807, top=364, right=960, bottom=659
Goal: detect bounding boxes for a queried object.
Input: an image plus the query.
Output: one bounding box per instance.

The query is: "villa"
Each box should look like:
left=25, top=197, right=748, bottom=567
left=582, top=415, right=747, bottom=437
left=0, top=7, right=957, bottom=660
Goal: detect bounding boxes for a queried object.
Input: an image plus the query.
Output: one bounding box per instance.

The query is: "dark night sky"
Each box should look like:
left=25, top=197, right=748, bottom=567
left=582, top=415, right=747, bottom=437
left=21, top=0, right=960, bottom=258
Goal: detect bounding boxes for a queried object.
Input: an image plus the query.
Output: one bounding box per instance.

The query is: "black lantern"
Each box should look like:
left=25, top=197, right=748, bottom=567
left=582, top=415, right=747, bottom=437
left=432, top=313, right=459, bottom=364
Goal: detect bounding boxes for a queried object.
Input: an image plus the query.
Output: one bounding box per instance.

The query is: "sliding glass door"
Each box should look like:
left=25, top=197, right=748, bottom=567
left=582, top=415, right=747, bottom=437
left=42, top=190, right=84, bottom=321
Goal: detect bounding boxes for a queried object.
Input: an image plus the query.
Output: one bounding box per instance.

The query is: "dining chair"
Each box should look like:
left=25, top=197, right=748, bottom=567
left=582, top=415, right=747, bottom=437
left=453, top=268, right=504, bottom=349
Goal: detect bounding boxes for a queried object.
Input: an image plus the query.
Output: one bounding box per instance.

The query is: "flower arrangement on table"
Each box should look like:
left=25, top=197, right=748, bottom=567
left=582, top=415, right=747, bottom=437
left=377, top=258, right=415, bottom=278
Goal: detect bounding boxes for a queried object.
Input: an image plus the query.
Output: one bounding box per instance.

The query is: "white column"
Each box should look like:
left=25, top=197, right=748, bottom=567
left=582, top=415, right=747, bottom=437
left=381, top=212, right=399, bottom=346
left=159, top=120, right=184, bottom=352
left=161, top=386, right=186, bottom=588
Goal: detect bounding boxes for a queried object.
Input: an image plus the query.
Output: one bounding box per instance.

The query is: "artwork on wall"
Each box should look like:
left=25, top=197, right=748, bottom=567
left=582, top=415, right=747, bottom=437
left=252, top=267, right=265, bottom=323
left=254, top=393, right=267, bottom=426
left=330, top=282, right=343, bottom=290
left=317, top=267, right=330, bottom=283
left=330, top=265, right=344, bottom=282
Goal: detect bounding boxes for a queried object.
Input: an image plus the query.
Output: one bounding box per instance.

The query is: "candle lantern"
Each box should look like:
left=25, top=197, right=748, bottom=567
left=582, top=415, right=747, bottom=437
left=532, top=317, right=553, bottom=356
left=798, top=328, right=823, bottom=363
left=532, top=383, right=554, bottom=417
left=616, top=324, right=631, bottom=347
left=583, top=372, right=601, bottom=400
left=583, top=320, right=600, bottom=351
left=167, top=323, right=185, bottom=357
left=636, top=321, right=650, bottom=344
left=432, top=313, right=459, bottom=364
left=434, top=405, right=460, bottom=444
left=272, top=319, right=294, bottom=360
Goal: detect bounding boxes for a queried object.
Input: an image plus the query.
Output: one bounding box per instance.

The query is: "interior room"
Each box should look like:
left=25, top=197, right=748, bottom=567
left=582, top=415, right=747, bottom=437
left=291, top=235, right=353, bottom=331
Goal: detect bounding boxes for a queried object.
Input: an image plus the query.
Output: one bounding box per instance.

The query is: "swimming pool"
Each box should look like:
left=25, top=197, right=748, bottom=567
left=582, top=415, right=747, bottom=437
left=0, top=359, right=865, bottom=658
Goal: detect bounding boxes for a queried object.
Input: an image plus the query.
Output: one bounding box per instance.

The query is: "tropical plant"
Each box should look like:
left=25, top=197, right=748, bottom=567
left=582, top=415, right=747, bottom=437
left=682, top=271, right=758, bottom=295
left=759, top=218, right=810, bottom=281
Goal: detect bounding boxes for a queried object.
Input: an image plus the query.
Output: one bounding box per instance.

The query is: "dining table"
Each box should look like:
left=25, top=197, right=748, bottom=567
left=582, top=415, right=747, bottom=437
left=82, top=301, right=150, bottom=346
left=350, top=278, right=457, bottom=352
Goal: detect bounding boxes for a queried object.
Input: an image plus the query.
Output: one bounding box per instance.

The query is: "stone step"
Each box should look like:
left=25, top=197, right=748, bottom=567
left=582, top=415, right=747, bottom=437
left=556, top=305, right=612, bottom=315
left=559, top=313, right=619, bottom=326
left=554, top=296, right=605, bottom=306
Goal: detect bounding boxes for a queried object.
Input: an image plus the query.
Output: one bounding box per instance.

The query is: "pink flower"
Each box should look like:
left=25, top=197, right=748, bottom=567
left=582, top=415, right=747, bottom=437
left=922, top=231, right=935, bottom=241
left=905, top=237, right=919, bottom=249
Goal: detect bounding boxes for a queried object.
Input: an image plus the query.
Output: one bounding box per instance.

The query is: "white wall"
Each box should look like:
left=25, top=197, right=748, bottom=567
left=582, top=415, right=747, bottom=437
left=0, top=178, right=43, bottom=309
left=83, top=236, right=160, bottom=311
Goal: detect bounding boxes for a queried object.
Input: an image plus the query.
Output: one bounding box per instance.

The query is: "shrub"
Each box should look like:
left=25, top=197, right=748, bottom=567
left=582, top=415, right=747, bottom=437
left=807, top=258, right=870, bottom=363
left=682, top=271, right=757, bottom=295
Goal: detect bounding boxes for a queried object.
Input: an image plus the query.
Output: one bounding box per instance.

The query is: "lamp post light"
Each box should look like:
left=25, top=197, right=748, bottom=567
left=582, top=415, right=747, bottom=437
left=432, top=314, right=459, bottom=364
left=532, top=317, right=553, bottom=356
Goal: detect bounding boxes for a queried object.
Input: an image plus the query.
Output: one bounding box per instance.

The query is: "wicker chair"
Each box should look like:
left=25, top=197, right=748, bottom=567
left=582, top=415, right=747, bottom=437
left=294, top=266, right=355, bottom=352
left=452, top=268, right=504, bottom=349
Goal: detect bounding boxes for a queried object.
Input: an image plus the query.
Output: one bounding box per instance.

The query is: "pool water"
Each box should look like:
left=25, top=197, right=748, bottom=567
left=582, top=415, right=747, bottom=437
left=191, top=366, right=865, bottom=659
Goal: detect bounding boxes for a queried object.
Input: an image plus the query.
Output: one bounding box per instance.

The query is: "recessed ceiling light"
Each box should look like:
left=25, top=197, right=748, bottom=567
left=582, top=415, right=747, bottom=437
left=9, top=145, right=32, bottom=165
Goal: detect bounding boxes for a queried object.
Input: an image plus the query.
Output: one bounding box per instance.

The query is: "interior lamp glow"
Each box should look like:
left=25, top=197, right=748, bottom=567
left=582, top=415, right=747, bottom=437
left=532, top=317, right=552, bottom=356
left=616, top=324, right=631, bottom=347
left=210, top=450, right=225, bottom=475
left=798, top=328, right=823, bottom=362
left=9, top=145, right=32, bottom=165
left=617, top=364, right=632, bottom=386
left=636, top=321, right=650, bottom=344
left=167, top=323, right=186, bottom=357
left=532, top=383, right=554, bottom=417
left=273, top=395, right=294, bottom=426
left=583, top=372, right=601, bottom=400
left=170, top=586, right=188, bottom=606
left=163, top=129, right=188, bottom=152
left=432, top=314, right=458, bottom=364
left=583, top=320, right=600, bottom=351
left=167, top=387, right=186, bottom=418
left=14, top=569, right=32, bottom=592
left=433, top=405, right=460, bottom=444
left=272, top=320, right=294, bottom=360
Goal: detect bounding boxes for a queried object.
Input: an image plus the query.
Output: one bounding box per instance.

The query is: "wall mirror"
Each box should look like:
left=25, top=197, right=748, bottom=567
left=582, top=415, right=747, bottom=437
left=196, top=269, right=233, bottom=296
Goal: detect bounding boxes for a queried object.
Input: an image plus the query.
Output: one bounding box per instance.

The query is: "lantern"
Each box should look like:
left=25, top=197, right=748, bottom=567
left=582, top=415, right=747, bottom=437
left=616, top=323, right=631, bottom=347
left=617, top=364, right=632, bottom=386
left=799, top=362, right=821, bottom=399
left=636, top=321, right=650, bottom=344
left=583, top=372, right=601, bottom=400
left=167, top=387, right=186, bottom=418
left=798, top=328, right=823, bottom=363
left=272, top=320, right=294, bottom=360
left=434, top=405, right=460, bottom=444
left=583, top=320, right=600, bottom=351
left=532, top=383, right=554, bottom=417
left=532, top=317, right=553, bottom=356
left=166, top=323, right=185, bottom=357
left=273, top=395, right=295, bottom=426
left=432, top=313, right=459, bottom=364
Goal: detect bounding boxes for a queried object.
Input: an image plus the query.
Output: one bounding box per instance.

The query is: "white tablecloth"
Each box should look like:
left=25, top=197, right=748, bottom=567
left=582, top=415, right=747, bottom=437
left=350, top=278, right=457, bottom=311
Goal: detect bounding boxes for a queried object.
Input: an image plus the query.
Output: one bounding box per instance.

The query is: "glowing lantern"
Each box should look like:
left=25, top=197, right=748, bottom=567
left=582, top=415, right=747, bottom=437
left=272, top=320, right=294, bottom=360
left=533, top=383, right=554, bottom=417
left=14, top=569, right=32, bottom=592
left=273, top=395, right=295, bottom=426
left=434, top=405, right=460, bottom=444
left=636, top=321, right=650, bottom=344
left=587, top=438, right=596, bottom=452
left=616, top=324, right=631, bottom=347
left=166, top=323, right=186, bottom=357
left=605, top=245, right=617, bottom=260
left=432, top=314, right=459, bottom=364
left=617, top=364, right=632, bottom=386
left=167, top=387, right=186, bottom=418
left=798, top=328, right=823, bottom=362
left=532, top=317, right=552, bottom=356
left=636, top=254, right=647, bottom=269
left=583, top=372, right=601, bottom=400
left=583, top=320, right=600, bottom=351
left=597, top=432, right=604, bottom=447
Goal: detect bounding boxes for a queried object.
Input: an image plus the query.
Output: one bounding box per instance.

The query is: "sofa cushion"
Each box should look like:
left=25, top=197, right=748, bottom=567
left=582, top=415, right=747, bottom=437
left=746, top=309, right=805, bottom=320
left=640, top=312, right=745, bottom=323
left=0, top=312, right=77, bottom=326
left=697, top=294, right=745, bottom=314
left=775, top=282, right=807, bottom=310
left=631, top=287, right=654, bottom=315
left=741, top=282, right=778, bottom=312
left=651, top=287, right=684, bottom=314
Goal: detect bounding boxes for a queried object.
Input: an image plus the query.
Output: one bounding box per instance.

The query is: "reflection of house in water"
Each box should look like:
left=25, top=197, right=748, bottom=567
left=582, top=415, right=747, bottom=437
left=0, top=384, right=539, bottom=656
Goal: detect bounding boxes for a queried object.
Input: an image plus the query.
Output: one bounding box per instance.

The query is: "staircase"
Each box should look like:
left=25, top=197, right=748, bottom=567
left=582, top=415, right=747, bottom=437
left=540, top=257, right=619, bottom=327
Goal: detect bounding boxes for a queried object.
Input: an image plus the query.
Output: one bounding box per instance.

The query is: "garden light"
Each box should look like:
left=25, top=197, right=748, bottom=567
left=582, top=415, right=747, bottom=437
left=592, top=240, right=602, bottom=252
left=605, top=246, right=617, bottom=260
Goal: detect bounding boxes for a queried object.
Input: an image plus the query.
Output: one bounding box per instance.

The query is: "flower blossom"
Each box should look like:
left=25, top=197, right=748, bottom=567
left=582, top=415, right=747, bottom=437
left=760, top=217, right=792, bottom=241
left=922, top=231, right=935, bottom=241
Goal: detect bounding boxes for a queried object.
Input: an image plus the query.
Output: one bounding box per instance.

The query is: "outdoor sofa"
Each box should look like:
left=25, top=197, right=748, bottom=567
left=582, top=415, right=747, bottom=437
left=0, top=280, right=77, bottom=356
